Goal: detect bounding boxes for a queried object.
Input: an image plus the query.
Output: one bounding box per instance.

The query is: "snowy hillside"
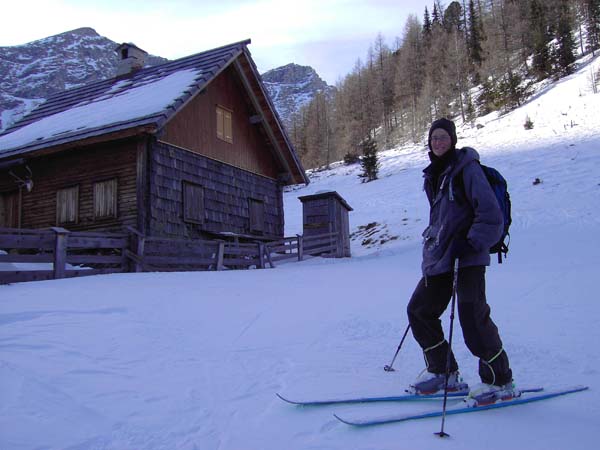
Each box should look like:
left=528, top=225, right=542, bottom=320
left=1, top=55, right=599, bottom=450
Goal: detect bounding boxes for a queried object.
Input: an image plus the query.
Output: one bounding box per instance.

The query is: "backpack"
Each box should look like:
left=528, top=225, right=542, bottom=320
left=479, top=164, right=511, bottom=263
left=454, top=162, right=511, bottom=263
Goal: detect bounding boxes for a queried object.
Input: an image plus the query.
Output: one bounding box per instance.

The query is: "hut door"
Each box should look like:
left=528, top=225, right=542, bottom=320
left=0, top=190, right=20, bottom=228
left=249, top=198, right=265, bottom=234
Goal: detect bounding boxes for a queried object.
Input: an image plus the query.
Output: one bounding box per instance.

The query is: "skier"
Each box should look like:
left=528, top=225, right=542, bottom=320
left=407, top=118, right=515, bottom=405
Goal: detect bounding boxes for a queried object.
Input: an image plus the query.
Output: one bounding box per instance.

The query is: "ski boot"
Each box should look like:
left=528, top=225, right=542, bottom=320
left=407, top=370, right=469, bottom=395
left=466, top=381, right=520, bottom=406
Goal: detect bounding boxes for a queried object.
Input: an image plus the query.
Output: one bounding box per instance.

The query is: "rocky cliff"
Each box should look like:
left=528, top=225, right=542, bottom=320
left=261, top=63, right=335, bottom=126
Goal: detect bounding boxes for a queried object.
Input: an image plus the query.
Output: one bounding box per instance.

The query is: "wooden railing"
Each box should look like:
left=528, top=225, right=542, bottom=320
left=0, top=227, right=129, bottom=285
left=127, top=230, right=339, bottom=272
left=130, top=235, right=272, bottom=272
left=266, top=231, right=339, bottom=263
left=0, top=227, right=341, bottom=284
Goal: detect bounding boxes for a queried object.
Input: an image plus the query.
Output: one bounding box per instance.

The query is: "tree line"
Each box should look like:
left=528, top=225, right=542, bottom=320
left=289, top=0, right=600, bottom=170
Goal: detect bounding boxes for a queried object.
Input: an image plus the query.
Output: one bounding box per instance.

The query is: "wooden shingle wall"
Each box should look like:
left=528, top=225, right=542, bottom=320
left=149, top=141, right=283, bottom=239
left=302, top=198, right=331, bottom=236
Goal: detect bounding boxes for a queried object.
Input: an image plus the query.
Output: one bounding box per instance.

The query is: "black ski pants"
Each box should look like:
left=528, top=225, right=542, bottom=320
left=407, top=265, right=512, bottom=385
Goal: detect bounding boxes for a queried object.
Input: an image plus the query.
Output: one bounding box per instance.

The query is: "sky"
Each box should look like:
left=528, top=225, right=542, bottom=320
left=1, top=0, right=433, bottom=85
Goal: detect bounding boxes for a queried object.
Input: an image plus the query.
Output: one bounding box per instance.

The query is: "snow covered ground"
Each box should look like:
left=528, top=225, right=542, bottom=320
left=1, top=56, right=599, bottom=449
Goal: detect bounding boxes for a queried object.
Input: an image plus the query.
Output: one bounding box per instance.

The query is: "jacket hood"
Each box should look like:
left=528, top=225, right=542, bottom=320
left=424, top=146, right=480, bottom=178
left=452, top=147, right=480, bottom=175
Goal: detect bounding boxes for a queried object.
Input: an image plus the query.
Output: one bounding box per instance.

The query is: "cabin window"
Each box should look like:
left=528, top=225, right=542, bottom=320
left=249, top=198, right=265, bottom=234
left=94, top=178, right=118, bottom=219
left=0, top=190, right=19, bottom=228
left=216, top=105, right=233, bottom=143
left=56, top=186, right=79, bottom=225
left=183, top=181, right=205, bottom=224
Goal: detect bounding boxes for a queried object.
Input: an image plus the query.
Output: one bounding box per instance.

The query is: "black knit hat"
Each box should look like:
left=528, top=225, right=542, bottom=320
left=428, top=118, right=457, bottom=150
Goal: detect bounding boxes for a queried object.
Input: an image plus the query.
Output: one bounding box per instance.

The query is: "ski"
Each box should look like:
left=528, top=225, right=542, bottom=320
left=276, top=387, right=542, bottom=406
left=333, top=385, right=588, bottom=427
left=276, top=390, right=468, bottom=406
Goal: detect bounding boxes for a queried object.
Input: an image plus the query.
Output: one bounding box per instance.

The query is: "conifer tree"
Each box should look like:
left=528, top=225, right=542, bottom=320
left=553, top=0, right=577, bottom=76
left=477, top=78, right=499, bottom=115
left=467, top=0, right=484, bottom=69
left=423, top=7, right=433, bottom=44
left=586, top=0, right=600, bottom=55
left=444, top=1, right=464, bottom=33
left=359, top=134, right=379, bottom=182
left=498, top=71, right=526, bottom=111
left=530, top=0, right=553, bottom=80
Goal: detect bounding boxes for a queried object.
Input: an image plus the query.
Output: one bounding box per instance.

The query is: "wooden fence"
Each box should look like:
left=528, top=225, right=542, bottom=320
left=0, top=227, right=341, bottom=284
left=0, top=227, right=129, bottom=284
left=128, top=229, right=272, bottom=272
left=266, top=231, right=339, bottom=263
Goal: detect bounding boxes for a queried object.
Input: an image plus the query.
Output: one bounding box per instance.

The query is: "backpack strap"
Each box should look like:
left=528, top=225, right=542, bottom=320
left=498, top=238, right=509, bottom=264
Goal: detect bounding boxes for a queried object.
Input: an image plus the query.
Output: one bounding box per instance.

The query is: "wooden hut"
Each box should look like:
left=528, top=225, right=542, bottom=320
left=0, top=40, right=308, bottom=242
left=299, top=191, right=353, bottom=257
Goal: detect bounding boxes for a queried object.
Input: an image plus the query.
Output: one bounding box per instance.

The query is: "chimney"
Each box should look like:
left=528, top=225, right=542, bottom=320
left=115, top=43, right=148, bottom=78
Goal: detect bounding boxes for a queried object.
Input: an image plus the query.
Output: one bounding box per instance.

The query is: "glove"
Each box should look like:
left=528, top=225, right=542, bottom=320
left=449, top=237, right=475, bottom=259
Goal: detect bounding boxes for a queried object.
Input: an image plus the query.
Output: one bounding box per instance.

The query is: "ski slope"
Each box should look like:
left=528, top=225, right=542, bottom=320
left=1, top=55, right=599, bottom=449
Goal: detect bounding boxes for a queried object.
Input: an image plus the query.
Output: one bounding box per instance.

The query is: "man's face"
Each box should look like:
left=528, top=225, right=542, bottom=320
left=431, top=128, right=452, bottom=157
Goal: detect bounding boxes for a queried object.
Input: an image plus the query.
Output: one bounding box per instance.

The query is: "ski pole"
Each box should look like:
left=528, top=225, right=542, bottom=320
left=384, top=323, right=411, bottom=372
left=436, top=258, right=459, bottom=438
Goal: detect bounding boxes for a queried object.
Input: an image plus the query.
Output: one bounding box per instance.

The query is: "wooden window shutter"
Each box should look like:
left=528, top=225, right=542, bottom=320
left=0, top=191, right=19, bottom=228
left=249, top=198, right=265, bottom=234
left=94, top=178, right=118, bottom=219
left=224, top=110, right=233, bottom=143
left=216, top=107, right=224, bottom=140
left=216, top=105, right=233, bottom=143
left=56, top=186, right=79, bottom=225
left=183, top=181, right=204, bottom=224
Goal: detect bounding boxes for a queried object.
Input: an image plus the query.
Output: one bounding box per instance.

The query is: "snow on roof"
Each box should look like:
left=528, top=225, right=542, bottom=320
left=0, top=69, right=202, bottom=155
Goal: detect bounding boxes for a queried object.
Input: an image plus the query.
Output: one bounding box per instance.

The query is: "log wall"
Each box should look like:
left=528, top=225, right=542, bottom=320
left=0, top=139, right=138, bottom=231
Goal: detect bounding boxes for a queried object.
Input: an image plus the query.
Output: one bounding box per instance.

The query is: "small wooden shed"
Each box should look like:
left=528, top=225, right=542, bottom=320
left=299, top=191, right=353, bottom=257
left=0, top=40, right=308, bottom=242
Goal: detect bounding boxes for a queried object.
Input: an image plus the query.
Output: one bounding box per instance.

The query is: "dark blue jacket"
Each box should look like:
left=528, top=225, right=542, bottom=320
left=421, top=147, right=503, bottom=276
